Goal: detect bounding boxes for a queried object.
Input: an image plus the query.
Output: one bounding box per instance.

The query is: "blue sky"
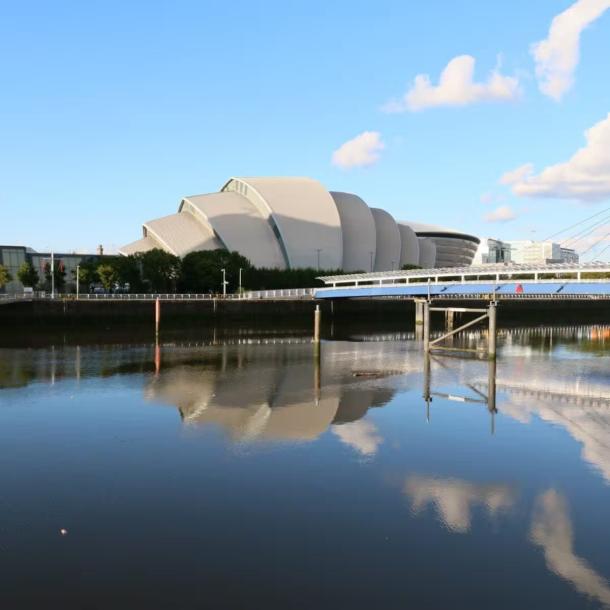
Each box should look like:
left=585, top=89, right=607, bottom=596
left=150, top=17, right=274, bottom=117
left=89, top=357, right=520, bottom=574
left=1, top=0, right=610, bottom=258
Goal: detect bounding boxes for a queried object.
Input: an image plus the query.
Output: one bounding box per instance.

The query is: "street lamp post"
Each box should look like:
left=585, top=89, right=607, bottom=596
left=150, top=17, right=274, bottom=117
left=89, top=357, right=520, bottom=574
left=76, top=264, right=80, bottom=300
left=221, top=268, right=227, bottom=297
left=369, top=251, right=374, bottom=272
left=315, top=249, right=322, bottom=271
left=51, top=251, right=55, bottom=299
left=239, top=268, right=242, bottom=295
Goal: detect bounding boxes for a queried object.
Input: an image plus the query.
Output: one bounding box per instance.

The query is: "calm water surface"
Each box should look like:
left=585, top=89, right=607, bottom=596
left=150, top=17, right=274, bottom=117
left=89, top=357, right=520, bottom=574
left=0, top=325, right=609, bottom=609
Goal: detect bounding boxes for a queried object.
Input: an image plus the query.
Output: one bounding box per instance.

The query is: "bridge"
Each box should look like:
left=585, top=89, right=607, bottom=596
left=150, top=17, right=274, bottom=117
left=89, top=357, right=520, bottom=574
left=315, top=262, right=610, bottom=299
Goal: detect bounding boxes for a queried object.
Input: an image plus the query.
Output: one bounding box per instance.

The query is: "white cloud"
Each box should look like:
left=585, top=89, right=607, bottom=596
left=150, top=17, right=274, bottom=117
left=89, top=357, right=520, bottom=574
left=331, top=131, right=384, bottom=169
left=332, top=420, right=383, bottom=456
left=383, top=55, right=520, bottom=112
left=501, top=113, right=610, bottom=202
left=500, top=164, right=535, bottom=186
left=485, top=205, right=517, bottom=223
left=532, top=0, right=610, bottom=100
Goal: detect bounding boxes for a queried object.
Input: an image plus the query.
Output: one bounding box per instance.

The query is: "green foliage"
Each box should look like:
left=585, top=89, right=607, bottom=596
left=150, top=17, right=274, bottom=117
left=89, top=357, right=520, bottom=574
left=0, top=265, right=12, bottom=288
left=55, top=247, right=360, bottom=294
left=180, top=249, right=251, bottom=293
left=72, top=257, right=100, bottom=289
left=581, top=272, right=610, bottom=279
left=17, top=262, right=39, bottom=288
left=244, top=267, right=343, bottom=290
left=114, top=254, right=145, bottom=292
left=96, top=264, right=118, bottom=291
left=140, top=249, right=181, bottom=292
left=401, top=264, right=421, bottom=270
left=43, top=260, right=66, bottom=290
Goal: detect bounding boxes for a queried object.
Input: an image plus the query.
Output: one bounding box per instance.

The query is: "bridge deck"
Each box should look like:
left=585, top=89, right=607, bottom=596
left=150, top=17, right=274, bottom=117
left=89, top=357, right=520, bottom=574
left=315, top=282, right=610, bottom=299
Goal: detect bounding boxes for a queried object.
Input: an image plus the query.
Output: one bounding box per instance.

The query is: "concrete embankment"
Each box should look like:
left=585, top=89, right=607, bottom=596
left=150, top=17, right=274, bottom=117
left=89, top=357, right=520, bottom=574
left=0, top=297, right=608, bottom=328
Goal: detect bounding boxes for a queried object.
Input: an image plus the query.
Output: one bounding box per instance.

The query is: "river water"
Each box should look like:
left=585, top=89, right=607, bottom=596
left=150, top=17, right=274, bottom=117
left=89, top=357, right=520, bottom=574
left=0, top=324, right=609, bottom=609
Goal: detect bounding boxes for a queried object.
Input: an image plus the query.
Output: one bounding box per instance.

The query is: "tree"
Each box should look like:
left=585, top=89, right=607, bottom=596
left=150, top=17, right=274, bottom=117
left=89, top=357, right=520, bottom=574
left=17, top=262, right=39, bottom=288
left=180, top=249, right=251, bottom=293
left=140, top=249, right=181, bottom=292
left=0, top=265, right=12, bottom=289
left=72, top=258, right=99, bottom=293
left=43, top=261, right=66, bottom=291
left=114, top=254, right=145, bottom=292
left=97, top=264, right=118, bottom=292
left=401, top=264, right=421, bottom=270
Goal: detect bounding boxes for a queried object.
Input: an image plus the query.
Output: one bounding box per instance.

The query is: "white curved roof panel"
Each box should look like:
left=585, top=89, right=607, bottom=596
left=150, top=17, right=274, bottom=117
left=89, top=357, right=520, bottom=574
left=181, top=191, right=286, bottom=269
left=330, top=191, right=376, bottom=272
left=119, top=235, right=162, bottom=256
left=370, top=208, right=401, bottom=271
left=144, top=213, right=222, bottom=257
left=397, top=222, right=420, bottom=267
left=225, top=177, right=343, bottom=270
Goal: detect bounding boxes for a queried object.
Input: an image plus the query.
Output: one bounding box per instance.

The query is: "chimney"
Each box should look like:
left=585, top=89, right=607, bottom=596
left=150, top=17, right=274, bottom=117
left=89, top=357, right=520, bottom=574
left=97, top=244, right=104, bottom=256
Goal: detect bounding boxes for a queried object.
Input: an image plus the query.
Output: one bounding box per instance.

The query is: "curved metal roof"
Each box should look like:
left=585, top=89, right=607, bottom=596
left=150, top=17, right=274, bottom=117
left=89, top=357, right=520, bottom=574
left=225, top=177, right=343, bottom=270
left=181, top=191, right=286, bottom=269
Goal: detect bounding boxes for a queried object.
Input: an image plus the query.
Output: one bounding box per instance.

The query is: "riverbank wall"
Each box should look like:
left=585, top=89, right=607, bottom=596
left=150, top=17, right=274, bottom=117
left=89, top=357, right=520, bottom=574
left=1, top=297, right=608, bottom=327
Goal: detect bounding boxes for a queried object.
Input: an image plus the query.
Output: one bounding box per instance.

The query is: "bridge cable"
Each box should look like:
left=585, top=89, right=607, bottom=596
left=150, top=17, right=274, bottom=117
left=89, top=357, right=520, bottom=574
left=594, top=242, right=610, bottom=259
left=545, top=205, right=610, bottom=241
left=562, top=217, right=610, bottom=248
left=580, top=228, right=610, bottom=257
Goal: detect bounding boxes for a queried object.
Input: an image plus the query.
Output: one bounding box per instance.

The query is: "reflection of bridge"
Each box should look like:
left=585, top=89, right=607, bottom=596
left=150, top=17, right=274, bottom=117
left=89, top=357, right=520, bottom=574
left=474, top=382, right=610, bottom=408
left=316, top=262, right=610, bottom=300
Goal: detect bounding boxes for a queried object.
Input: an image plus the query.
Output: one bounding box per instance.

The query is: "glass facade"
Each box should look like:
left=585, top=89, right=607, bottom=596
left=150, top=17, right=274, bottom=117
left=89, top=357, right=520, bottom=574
left=0, top=246, right=27, bottom=292
left=0, top=246, right=110, bottom=293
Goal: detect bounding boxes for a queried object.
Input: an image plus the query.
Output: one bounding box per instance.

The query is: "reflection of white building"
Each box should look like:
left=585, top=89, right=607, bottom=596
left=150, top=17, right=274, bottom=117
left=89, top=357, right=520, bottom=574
left=506, top=240, right=578, bottom=264
left=121, top=177, right=479, bottom=270
left=145, top=342, right=402, bottom=443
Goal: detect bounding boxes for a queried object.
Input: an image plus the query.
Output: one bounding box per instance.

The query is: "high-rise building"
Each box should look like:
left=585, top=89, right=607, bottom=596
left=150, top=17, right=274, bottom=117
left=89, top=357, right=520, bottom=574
left=473, top=238, right=512, bottom=265
left=506, top=240, right=579, bottom=265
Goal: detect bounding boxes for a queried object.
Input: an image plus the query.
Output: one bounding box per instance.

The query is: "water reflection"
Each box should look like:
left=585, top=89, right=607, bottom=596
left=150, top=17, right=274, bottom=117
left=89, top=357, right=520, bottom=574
left=1, top=324, right=610, bottom=607
left=145, top=343, right=400, bottom=444
left=332, top=420, right=383, bottom=456
left=531, top=489, right=610, bottom=606
left=405, top=475, right=516, bottom=533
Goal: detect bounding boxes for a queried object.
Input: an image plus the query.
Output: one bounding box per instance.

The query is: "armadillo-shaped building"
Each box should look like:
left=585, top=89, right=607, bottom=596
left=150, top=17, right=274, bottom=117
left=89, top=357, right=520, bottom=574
left=120, top=177, right=479, bottom=270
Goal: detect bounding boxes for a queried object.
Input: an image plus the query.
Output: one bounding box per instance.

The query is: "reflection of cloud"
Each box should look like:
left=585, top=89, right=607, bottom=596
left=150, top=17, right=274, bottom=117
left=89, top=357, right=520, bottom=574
left=405, top=476, right=515, bottom=533
left=530, top=489, right=610, bottom=606
left=332, top=420, right=383, bottom=456
left=499, top=393, right=610, bottom=482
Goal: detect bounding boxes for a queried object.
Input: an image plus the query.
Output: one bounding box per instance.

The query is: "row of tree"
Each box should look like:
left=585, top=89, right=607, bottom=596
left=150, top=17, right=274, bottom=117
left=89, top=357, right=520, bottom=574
left=2, top=249, right=422, bottom=294
left=1, top=249, right=347, bottom=294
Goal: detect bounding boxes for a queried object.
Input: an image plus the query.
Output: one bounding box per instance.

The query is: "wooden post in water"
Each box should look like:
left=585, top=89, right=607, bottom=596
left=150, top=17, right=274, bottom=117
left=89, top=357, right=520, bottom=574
left=415, top=299, right=424, bottom=326
left=314, top=304, right=321, bottom=344
left=445, top=310, right=454, bottom=331
left=313, top=343, right=321, bottom=406
left=423, top=301, right=430, bottom=353
left=488, top=357, right=497, bottom=434
left=313, top=304, right=321, bottom=404
left=488, top=302, right=497, bottom=360
left=155, top=298, right=161, bottom=340
left=423, top=352, right=431, bottom=422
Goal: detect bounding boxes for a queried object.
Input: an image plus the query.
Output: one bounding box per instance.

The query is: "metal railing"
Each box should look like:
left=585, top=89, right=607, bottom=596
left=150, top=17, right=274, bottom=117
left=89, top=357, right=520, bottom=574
left=0, top=288, right=316, bottom=302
